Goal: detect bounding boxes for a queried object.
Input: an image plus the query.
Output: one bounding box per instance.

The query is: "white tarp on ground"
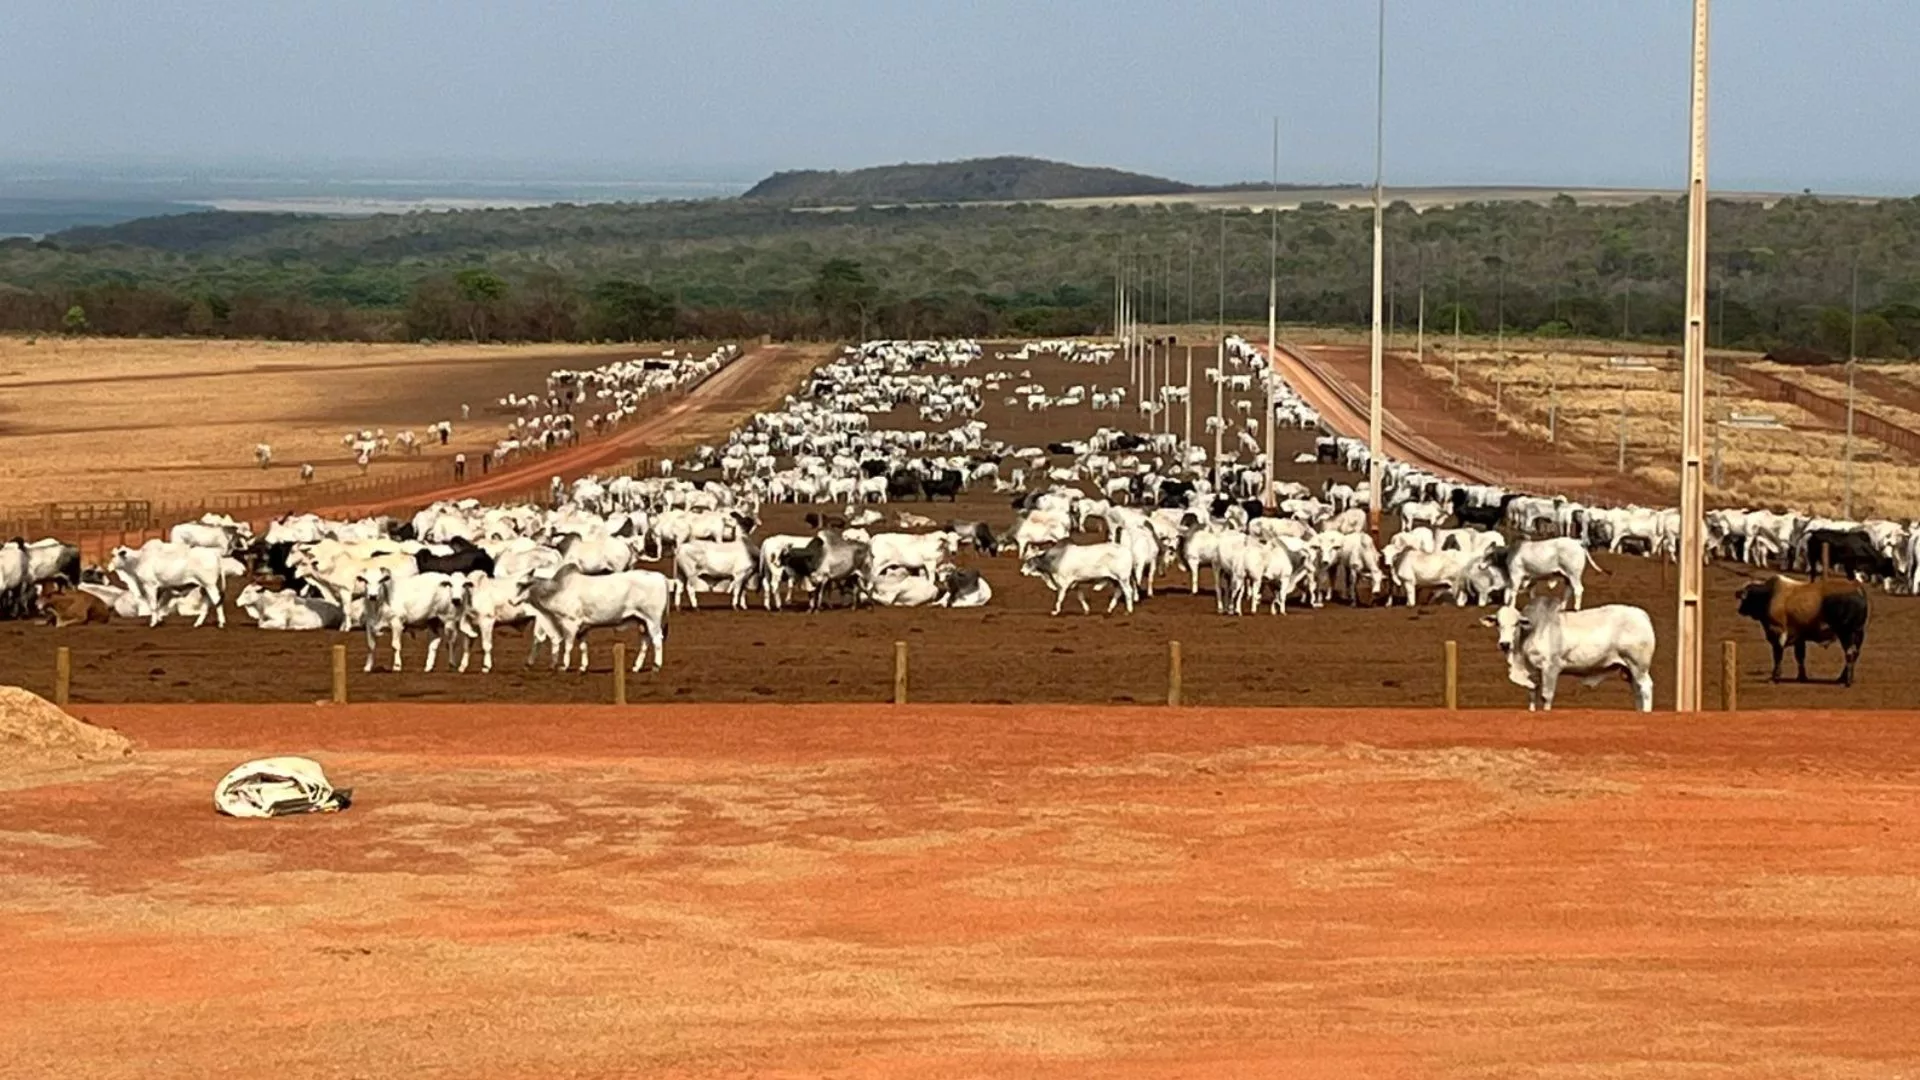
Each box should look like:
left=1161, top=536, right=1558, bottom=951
left=213, top=756, right=352, bottom=818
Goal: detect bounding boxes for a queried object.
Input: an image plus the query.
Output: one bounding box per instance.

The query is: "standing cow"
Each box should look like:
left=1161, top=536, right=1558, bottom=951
left=1735, top=576, right=1869, bottom=686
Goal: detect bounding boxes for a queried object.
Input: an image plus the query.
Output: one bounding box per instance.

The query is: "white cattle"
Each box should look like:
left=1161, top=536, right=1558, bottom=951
left=1011, top=510, right=1072, bottom=560
left=236, top=585, right=342, bottom=630
left=673, top=537, right=758, bottom=610
left=1240, top=540, right=1304, bottom=614
left=1481, top=597, right=1655, bottom=711
left=1021, top=542, right=1137, bottom=615
left=288, top=541, right=417, bottom=619
left=168, top=520, right=244, bottom=553
left=1397, top=501, right=1448, bottom=533
left=523, top=566, right=670, bottom=672
left=868, top=568, right=942, bottom=607
left=110, top=542, right=229, bottom=627
left=866, top=532, right=959, bottom=577
left=554, top=531, right=634, bottom=575
left=457, top=573, right=544, bottom=673
left=1505, top=537, right=1605, bottom=610
left=1386, top=548, right=1483, bottom=607
left=356, top=568, right=465, bottom=672
left=1114, top=523, right=1160, bottom=598
left=757, top=534, right=813, bottom=611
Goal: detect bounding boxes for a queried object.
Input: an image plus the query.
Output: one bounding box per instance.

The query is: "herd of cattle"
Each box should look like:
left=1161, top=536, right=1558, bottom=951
left=0, top=336, right=1885, bottom=708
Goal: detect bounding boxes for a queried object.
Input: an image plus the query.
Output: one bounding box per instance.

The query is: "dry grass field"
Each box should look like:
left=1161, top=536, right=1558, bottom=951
left=1395, top=344, right=1920, bottom=517
left=0, top=336, right=650, bottom=511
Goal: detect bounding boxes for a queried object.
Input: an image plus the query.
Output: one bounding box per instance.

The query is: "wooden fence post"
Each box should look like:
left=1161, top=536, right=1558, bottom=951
left=1721, top=640, right=1737, bottom=712
left=1167, top=640, right=1183, bottom=707
left=612, top=643, right=628, bottom=705
left=331, top=644, right=348, bottom=705
left=1444, top=640, right=1459, bottom=711
left=53, top=647, right=71, bottom=708
left=892, top=641, right=908, bottom=705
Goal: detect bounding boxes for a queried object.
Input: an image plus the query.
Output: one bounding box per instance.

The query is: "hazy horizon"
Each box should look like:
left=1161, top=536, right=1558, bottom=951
left=3, top=1, right=1917, bottom=197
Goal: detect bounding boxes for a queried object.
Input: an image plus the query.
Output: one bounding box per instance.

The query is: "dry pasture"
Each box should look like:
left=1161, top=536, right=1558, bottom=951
left=1406, top=345, right=1920, bottom=516
left=0, top=336, right=655, bottom=510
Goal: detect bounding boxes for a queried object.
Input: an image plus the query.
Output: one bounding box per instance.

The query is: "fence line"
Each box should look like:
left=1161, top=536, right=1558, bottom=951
left=1727, top=365, right=1920, bottom=458
left=5, top=345, right=744, bottom=551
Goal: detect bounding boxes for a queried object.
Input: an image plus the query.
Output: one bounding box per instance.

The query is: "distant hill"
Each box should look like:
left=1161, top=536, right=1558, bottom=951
left=0, top=198, right=198, bottom=239
left=741, top=156, right=1195, bottom=205
left=53, top=210, right=314, bottom=254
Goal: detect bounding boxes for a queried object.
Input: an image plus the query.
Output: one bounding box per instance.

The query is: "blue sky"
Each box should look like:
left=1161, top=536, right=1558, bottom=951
left=2, top=0, right=1912, bottom=193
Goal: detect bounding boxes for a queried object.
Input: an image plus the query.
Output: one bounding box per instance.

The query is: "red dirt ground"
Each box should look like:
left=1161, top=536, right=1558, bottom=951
left=2, top=341, right=1908, bottom=711
left=4, top=702, right=1919, bottom=1078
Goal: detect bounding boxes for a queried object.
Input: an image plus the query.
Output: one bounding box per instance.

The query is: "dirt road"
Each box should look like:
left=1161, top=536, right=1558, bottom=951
left=313, top=343, right=827, bottom=519
left=5, top=702, right=1919, bottom=1078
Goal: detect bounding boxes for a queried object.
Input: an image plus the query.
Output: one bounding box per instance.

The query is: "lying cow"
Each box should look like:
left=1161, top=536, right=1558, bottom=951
left=39, top=584, right=110, bottom=627
left=1481, top=595, right=1656, bottom=711
left=236, top=584, right=344, bottom=630
left=1735, top=575, right=1869, bottom=686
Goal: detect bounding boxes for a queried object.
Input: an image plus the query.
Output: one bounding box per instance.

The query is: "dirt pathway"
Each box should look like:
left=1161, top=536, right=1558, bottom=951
left=312, top=343, right=828, bottom=518
left=1271, top=340, right=1664, bottom=502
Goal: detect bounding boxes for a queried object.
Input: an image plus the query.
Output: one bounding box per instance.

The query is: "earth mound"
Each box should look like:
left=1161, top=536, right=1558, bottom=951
left=0, top=686, right=133, bottom=773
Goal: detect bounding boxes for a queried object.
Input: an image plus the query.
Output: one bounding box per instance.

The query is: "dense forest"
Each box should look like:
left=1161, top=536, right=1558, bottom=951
left=1, top=192, right=1918, bottom=356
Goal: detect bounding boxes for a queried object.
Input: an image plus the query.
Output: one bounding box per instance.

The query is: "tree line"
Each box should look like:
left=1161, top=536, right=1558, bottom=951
left=1, top=193, right=1917, bottom=355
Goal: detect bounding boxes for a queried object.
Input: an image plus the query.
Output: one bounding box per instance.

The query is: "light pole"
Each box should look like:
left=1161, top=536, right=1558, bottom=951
left=1674, top=0, right=1711, bottom=713
left=1844, top=257, right=1859, bottom=518
left=1366, top=0, right=1387, bottom=535
left=1184, top=342, right=1194, bottom=458
left=1214, top=209, right=1226, bottom=481
left=1264, top=115, right=1280, bottom=509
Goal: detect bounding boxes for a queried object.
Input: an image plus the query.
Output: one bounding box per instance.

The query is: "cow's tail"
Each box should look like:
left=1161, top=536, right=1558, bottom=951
left=1585, top=548, right=1611, bottom=575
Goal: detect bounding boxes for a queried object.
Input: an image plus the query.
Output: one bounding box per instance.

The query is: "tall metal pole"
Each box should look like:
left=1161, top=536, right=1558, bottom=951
left=1264, top=115, right=1280, bottom=509
left=1674, top=0, right=1711, bottom=713
left=1184, top=344, right=1194, bottom=456
left=1366, top=0, right=1387, bottom=534
left=1844, top=257, right=1859, bottom=518
left=1214, top=209, right=1225, bottom=481
left=1186, top=237, right=1195, bottom=326
left=1416, top=283, right=1426, bottom=363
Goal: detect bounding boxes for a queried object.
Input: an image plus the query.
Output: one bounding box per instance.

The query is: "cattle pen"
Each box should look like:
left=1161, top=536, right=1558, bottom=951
left=8, top=333, right=1920, bottom=1080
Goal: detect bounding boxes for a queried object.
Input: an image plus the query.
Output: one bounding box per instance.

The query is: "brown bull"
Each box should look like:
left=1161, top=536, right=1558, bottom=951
left=1734, top=575, right=1868, bottom=686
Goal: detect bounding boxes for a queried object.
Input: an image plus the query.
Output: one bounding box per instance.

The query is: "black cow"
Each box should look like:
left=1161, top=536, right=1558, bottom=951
left=919, top=470, right=963, bottom=501
left=860, top=459, right=891, bottom=478
left=1801, top=528, right=1891, bottom=581
left=1449, top=489, right=1520, bottom=530
left=1156, top=480, right=1196, bottom=510
left=415, top=537, right=495, bottom=576
left=887, top=471, right=925, bottom=500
